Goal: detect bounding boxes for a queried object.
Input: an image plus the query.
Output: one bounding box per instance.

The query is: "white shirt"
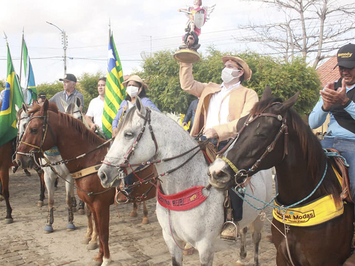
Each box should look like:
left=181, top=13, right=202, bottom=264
left=205, top=82, right=241, bottom=130
left=86, top=96, right=105, bottom=130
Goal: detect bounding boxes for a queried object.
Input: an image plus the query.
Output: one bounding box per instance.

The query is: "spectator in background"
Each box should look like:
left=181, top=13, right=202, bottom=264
left=85, top=77, right=107, bottom=138
left=182, top=98, right=199, bottom=132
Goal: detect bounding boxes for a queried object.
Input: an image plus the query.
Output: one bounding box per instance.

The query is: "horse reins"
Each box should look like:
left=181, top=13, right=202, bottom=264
left=218, top=102, right=289, bottom=185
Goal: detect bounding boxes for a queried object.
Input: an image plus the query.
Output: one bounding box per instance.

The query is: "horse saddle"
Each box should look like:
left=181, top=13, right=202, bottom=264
left=326, top=148, right=353, bottom=204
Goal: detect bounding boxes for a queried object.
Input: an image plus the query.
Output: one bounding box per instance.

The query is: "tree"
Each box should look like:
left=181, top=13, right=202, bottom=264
left=238, top=0, right=355, bottom=68
left=140, top=48, right=320, bottom=114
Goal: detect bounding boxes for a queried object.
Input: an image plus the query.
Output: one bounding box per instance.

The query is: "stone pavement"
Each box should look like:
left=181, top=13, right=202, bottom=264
left=0, top=169, right=277, bottom=266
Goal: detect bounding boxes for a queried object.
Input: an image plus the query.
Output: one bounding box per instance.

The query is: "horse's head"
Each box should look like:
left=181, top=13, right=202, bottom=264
left=63, top=97, right=83, bottom=121
left=15, top=100, right=59, bottom=169
left=98, top=97, right=158, bottom=188
left=208, top=86, right=299, bottom=189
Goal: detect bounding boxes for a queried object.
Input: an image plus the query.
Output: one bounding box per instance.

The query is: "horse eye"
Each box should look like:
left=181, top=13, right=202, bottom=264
left=30, top=128, right=38, bottom=134
left=124, top=131, right=133, bottom=138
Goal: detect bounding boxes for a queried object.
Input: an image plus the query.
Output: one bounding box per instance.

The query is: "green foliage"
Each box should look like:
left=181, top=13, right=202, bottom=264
left=0, top=79, right=5, bottom=90
left=139, top=48, right=321, bottom=115
left=36, top=82, right=63, bottom=101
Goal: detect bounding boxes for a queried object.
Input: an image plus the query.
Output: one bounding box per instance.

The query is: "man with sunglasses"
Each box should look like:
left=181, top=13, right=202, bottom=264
left=309, top=43, right=355, bottom=246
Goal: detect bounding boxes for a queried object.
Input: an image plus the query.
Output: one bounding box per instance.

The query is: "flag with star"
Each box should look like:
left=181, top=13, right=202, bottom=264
left=102, top=31, right=125, bottom=138
left=0, top=42, right=24, bottom=146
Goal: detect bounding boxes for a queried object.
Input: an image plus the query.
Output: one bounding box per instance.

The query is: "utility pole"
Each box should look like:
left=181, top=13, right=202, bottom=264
left=46, top=21, right=68, bottom=75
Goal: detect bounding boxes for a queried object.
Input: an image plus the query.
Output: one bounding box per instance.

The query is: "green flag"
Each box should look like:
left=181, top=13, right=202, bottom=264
left=0, top=43, right=25, bottom=146
left=22, top=37, right=37, bottom=104
left=102, top=32, right=125, bottom=138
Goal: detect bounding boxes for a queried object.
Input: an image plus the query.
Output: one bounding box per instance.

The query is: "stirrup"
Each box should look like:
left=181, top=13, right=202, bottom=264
left=220, top=220, right=239, bottom=241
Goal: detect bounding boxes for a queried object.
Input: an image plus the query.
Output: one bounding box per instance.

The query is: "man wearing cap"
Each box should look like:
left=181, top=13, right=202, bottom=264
left=179, top=56, right=258, bottom=240
left=309, top=43, right=355, bottom=221
left=37, top=92, right=46, bottom=104
left=49, top=73, right=84, bottom=112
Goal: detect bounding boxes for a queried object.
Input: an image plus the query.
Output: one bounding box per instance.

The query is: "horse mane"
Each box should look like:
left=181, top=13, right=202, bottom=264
left=29, top=102, right=105, bottom=146
left=116, top=106, right=138, bottom=134
left=251, top=97, right=340, bottom=202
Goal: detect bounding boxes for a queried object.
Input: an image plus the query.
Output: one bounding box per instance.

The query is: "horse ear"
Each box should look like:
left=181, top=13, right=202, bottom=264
left=261, top=85, right=272, bottom=101
left=136, top=96, right=146, bottom=116
left=278, top=91, right=300, bottom=112
left=43, top=99, right=49, bottom=112
left=60, top=98, right=68, bottom=112
left=22, top=103, right=28, bottom=113
left=75, top=97, right=81, bottom=108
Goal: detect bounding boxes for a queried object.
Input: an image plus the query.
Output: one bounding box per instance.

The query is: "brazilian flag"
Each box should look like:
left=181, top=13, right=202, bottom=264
left=102, top=32, right=125, bottom=139
left=0, top=43, right=24, bottom=146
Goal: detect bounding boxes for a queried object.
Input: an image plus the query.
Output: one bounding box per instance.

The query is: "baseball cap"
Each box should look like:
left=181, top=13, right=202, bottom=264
left=336, top=43, right=355, bottom=69
left=38, top=92, right=46, bottom=99
left=59, top=73, right=77, bottom=83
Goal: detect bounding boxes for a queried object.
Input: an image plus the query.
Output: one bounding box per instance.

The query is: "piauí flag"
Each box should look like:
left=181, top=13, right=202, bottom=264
left=0, top=43, right=25, bottom=146
left=22, top=38, right=37, bottom=104
left=102, top=32, right=125, bottom=138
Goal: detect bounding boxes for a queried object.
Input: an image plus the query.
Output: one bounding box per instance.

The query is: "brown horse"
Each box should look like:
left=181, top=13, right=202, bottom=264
left=15, top=100, right=156, bottom=265
left=0, top=139, right=45, bottom=223
left=208, top=87, right=354, bottom=265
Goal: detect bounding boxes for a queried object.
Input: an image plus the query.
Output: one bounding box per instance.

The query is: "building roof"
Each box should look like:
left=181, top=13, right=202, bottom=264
left=316, top=56, right=340, bottom=87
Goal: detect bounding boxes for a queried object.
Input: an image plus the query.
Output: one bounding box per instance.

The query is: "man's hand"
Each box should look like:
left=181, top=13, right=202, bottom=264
left=204, top=128, right=218, bottom=139
left=182, top=122, right=187, bottom=126
left=320, top=79, right=349, bottom=111
left=90, top=124, right=96, bottom=131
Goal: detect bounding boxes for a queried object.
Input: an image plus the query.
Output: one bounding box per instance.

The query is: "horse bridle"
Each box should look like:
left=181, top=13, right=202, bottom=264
left=101, top=108, right=209, bottom=194
left=16, top=110, right=54, bottom=167
left=218, top=102, right=289, bottom=185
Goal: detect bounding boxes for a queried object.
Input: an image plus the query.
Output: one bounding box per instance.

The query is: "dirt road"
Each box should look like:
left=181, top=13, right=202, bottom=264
left=0, top=169, right=277, bottom=266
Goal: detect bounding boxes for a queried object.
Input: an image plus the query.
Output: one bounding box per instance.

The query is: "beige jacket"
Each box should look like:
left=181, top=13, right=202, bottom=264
left=179, top=62, right=259, bottom=141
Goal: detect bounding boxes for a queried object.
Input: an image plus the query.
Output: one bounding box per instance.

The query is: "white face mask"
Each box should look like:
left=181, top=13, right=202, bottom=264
left=126, top=86, right=139, bottom=98
left=221, top=68, right=241, bottom=84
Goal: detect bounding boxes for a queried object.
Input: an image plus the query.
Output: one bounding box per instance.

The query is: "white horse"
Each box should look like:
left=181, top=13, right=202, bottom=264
left=17, top=99, right=99, bottom=250
left=98, top=97, right=273, bottom=266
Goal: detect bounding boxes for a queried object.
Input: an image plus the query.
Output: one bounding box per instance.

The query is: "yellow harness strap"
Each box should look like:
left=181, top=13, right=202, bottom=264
left=273, top=194, right=344, bottom=227
left=217, top=155, right=239, bottom=174
left=71, top=164, right=102, bottom=179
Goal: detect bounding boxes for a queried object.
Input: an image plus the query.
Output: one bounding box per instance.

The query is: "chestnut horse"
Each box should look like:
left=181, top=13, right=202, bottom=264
left=15, top=100, right=156, bottom=265
left=209, top=87, right=354, bottom=265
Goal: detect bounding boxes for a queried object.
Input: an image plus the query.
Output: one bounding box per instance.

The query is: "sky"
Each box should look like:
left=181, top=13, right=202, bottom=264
left=0, top=0, right=352, bottom=86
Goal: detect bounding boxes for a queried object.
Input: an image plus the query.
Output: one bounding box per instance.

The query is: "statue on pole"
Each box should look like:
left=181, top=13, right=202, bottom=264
left=174, top=0, right=215, bottom=63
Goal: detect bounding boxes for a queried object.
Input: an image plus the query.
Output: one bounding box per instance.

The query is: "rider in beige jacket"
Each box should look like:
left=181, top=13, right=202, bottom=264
left=179, top=56, right=258, bottom=142
left=179, top=55, right=259, bottom=241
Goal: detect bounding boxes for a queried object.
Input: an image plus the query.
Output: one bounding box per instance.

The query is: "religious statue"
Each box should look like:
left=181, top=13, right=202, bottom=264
left=174, top=0, right=215, bottom=63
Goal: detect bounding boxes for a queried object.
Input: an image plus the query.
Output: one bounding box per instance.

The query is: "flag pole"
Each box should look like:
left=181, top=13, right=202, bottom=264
left=19, top=28, right=24, bottom=87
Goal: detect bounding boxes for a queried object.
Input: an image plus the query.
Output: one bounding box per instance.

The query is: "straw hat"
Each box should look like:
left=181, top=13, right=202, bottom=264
left=122, top=75, right=148, bottom=90
left=222, top=56, right=252, bottom=81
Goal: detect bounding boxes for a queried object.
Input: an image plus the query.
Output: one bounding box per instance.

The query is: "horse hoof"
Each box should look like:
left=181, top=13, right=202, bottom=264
left=66, top=222, right=76, bottom=231
left=236, top=260, right=245, bottom=266
left=4, top=218, right=13, bottom=224
left=0, top=195, right=4, bottom=201
left=44, top=225, right=54, bottom=233
left=89, top=260, right=102, bottom=266
left=82, top=238, right=91, bottom=244
left=87, top=241, right=99, bottom=250
left=141, top=218, right=149, bottom=224
left=37, top=200, right=44, bottom=207
left=78, top=208, right=85, bottom=215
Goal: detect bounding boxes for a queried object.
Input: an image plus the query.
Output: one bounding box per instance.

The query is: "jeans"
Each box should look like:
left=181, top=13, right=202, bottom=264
left=321, top=137, right=355, bottom=218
